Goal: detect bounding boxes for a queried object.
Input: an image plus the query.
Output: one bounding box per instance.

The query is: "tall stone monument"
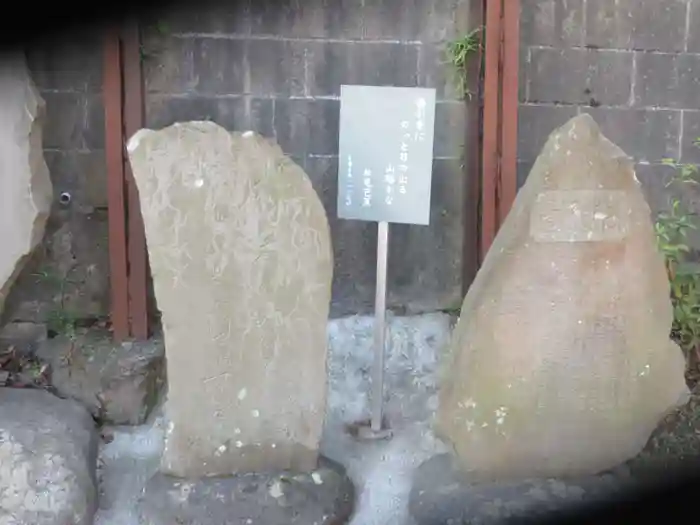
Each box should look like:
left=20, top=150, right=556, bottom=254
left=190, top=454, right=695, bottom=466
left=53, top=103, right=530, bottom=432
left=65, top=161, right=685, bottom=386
left=127, top=123, right=333, bottom=477
left=436, top=114, right=689, bottom=481
left=0, top=53, right=53, bottom=317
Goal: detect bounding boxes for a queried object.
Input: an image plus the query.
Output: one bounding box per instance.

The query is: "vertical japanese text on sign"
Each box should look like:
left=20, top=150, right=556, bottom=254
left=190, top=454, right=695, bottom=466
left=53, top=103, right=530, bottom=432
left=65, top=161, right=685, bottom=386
left=337, top=85, right=436, bottom=225
left=345, top=155, right=354, bottom=207
left=363, top=168, right=373, bottom=208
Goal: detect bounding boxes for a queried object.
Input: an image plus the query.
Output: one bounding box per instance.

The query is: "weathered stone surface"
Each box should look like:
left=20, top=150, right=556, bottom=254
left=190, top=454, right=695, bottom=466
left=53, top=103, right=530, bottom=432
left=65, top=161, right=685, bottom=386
left=436, top=114, right=689, bottom=481
left=0, top=52, right=52, bottom=318
left=127, top=122, right=333, bottom=477
left=411, top=396, right=700, bottom=525
left=408, top=454, right=636, bottom=525
left=0, top=321, right=47, bottom=355
left=36, top=329, right=166, bottom=425
left=0, top=388, right=98, bottom=525
left=3, top=209, right=111, bottom=323
left=137, top=457, right=354, bottom=525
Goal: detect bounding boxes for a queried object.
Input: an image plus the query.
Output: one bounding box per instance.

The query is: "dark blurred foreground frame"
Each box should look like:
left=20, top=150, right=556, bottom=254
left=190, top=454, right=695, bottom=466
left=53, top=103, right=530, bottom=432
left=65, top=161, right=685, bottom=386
left=2, top=0, right=700, bottom=523
left=524, top=467, right=698, bottom=525
left=0, top=2, right=181, bottom=50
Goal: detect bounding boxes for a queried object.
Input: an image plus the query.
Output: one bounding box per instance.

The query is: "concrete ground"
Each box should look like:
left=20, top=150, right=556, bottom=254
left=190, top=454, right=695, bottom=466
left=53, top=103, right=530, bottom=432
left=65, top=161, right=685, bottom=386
left=94, top=313, right=454, bottom=525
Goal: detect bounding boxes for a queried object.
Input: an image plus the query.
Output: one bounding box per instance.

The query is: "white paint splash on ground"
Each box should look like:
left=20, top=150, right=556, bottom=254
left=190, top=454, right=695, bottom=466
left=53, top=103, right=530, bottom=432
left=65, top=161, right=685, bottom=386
left=322, top=313, right=453, bottom=525
left=94, top=313, right=453, bottom=525
left=95, top=413, right=166, bottom=525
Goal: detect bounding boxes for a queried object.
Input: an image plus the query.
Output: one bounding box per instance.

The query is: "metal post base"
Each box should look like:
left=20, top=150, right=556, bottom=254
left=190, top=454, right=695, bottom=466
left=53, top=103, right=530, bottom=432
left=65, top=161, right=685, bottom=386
left=346, top=418, right=394, bottom=441
left=355, top=424, right=394, bottom=441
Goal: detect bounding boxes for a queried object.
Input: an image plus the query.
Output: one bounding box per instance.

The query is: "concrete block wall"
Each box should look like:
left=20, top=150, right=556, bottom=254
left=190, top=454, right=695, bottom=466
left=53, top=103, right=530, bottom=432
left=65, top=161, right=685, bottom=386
left=143, top=0, right=475, bottom=317
left=9, top=0, right=700, bottom=329
left=518, top=0, right=700, bottom=220
left=2, top=32, right=111, bottom=328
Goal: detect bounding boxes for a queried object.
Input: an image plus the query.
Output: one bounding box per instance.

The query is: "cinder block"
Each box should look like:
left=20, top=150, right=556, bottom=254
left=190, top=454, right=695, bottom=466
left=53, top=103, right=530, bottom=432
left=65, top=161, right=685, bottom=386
left=690, top=0, right=700, bottom=53
left=517, top=104, right=578, bottom=162
left=517, top=160, right=534, bottom=189
left=682, top=110, right=700, bottom=164
left=583, top=107, right=681, bottom=162
left=519, top=43, right=529, bottom=102
left=85, top=95, right=105, bottom=150
left=417, top=43, right=465, bottom=101
left=635, top=162, right=675, bottom=216
left=303, top=155, right=375, bottom=317
left=3, top=210, right=112, bottom=323
left=42, top=92, right=103, bottom=150
left=416, top=0, right=474, bottom=44
left=146, top=95, right=217, bottom=128
left=249, top=0, right=364, bottom=39
left=306, top=41, right=419, bottom=97
left=322, top=0, right=366, bottom=40
left=191, top=38, right=246, bottom=95
left=527, top=47, right=633, bottom=106
left=25, top=32, right=103, bottom=93
left=305, top=42, right=350, bottom=97
left=386, top=158, right=464, bottom=314
left=145, top=95, right=274, bottom=138
left=585, top=0, right=687, bottom=51
left=351, top=41, right=419, bottom=86
left=247, top=40, right=306, bottom=97
left=42, top=92, right=84, bottom=150
left=361, top=0, right=422, bottom=41
left=520, top=0, right=584, bottom=47
left=143, top=36, right=197, bottom=95
left=152, top=0, right=250, bottom=35
left=635, top=52, right=700, bottom=110
left=273, top=99, right=340, bottom=156
left=45, top=150, right=108, bottom=210
left=434, top=102, right=467, bottom=158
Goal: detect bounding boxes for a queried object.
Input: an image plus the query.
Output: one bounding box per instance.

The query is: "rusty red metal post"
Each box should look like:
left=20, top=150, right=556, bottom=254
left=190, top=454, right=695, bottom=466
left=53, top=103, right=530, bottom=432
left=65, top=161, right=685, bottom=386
left=480, top=0, right=520, bottom=262
left=480, top=0, right=503, bottom=262
left=462, top=0, right=485, bottom=295
left=103, top=20, right=150, bottom=342
left=104, top=27, right=130, bottom=341
left=499, top=0, right=520, bottom=227
left=121, top=19, right=149, bottom=340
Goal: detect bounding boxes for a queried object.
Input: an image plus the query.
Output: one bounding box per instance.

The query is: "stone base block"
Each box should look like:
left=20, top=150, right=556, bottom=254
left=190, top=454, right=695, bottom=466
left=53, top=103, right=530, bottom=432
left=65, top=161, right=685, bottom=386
left=137, top=457, right=355, bottom=525
left=408, top=454, right=640, bottom=525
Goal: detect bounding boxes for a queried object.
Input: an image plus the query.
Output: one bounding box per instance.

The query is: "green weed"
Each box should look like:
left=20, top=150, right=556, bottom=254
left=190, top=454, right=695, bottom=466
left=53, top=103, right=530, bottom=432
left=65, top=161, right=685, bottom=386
left=444, top=27, right=483, bottom=100
left=655, top=142, right=700, bottom=361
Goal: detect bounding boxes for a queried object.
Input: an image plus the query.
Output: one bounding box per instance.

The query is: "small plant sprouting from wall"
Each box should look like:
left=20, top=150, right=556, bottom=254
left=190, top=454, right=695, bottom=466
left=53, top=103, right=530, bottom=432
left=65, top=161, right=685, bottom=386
left=32, top=266, right=80, bottom=340
left=655, top=138, right=700, bottom=367
left=444, top=26, right=483, bottom=101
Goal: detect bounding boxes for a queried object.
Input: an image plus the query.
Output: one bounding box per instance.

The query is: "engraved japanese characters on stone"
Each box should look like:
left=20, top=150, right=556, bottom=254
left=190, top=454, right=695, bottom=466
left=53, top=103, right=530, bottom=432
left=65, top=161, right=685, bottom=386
left=530, top=190, right=630, bottom=243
